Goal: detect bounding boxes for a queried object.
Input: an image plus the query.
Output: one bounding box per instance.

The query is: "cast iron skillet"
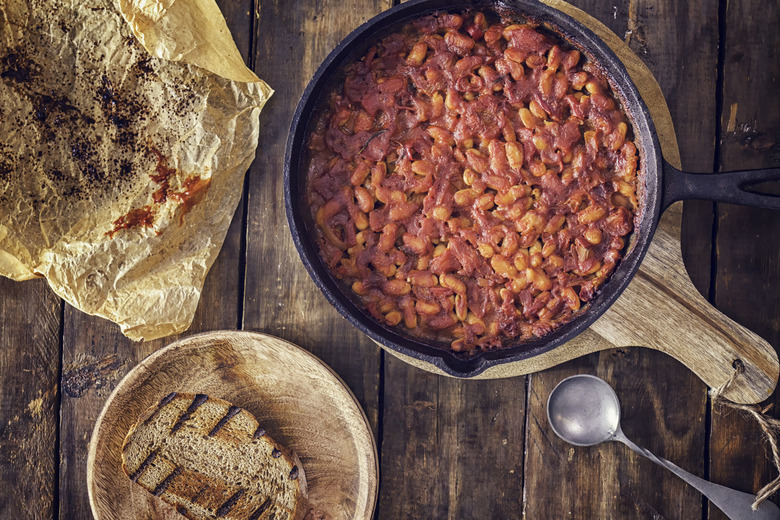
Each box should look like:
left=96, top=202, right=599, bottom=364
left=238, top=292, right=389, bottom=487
left=285, top=0, right=780, bottom=377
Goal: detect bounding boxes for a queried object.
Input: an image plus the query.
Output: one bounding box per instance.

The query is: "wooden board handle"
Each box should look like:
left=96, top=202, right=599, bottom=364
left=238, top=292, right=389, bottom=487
left=587, top=203, right=779, bottom=404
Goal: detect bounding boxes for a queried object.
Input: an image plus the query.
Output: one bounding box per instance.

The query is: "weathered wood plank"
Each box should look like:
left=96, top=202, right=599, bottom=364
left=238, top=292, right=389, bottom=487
left=59, top=313, right=145, bottom=519
left=523, top=0, right=716, bottom=517
left=0, top=277, right=61, bottom=519
left=243, top=0, right=390, bottom=433
left=379, top=356, right=526, bottom=518
left=57, top=2, right=253, bottom=517
left=709, top=0, right=780, bottom=516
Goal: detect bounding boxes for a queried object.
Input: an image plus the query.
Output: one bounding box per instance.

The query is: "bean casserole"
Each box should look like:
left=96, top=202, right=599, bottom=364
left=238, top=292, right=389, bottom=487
left=304, top=10, right=640, bottom=353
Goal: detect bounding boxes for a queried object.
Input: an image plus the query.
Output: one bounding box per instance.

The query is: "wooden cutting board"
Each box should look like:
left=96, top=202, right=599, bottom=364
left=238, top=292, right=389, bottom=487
left=87, top=331, right=378, bottom=520
left=380, top=0, right=779, bottom=406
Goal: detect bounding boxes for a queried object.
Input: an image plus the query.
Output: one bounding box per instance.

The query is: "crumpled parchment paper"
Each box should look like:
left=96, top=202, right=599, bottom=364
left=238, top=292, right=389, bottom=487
left=0, top=0, right=272, bottom=340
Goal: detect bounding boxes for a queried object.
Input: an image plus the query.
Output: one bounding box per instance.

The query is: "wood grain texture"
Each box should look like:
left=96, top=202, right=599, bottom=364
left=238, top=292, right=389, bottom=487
left=589, top=203, right=777, bottom=403
left=709, top=0, right=780, bottom=516
left=0, top=277, right=61, bottom=520
left=379, top=356, right=526, bottom=518
left=243, top=0, right=391, bottom=437
left=88, top=332, right=377, bottom=520
left=57, top=2, right=253, bottom=517
left=523, top=0, right=714, bottom=517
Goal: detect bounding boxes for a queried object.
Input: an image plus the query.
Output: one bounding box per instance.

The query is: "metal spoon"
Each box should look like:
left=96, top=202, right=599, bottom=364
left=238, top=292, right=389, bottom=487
left=546, top=374, right=780, bottom=520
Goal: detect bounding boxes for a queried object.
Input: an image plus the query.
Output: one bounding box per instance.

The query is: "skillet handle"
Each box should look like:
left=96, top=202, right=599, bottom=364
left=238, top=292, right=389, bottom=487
left=661, top=160, right=780, bottom=212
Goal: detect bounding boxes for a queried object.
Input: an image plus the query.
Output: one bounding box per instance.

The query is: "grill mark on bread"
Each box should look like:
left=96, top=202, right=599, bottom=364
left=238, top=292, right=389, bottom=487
left=214, top=488, right=245, bottom=517
left=143, top=392, right=178, bottom=425
left=171, top=393, right=208, bottom=434
left=208, top=406, right=242, bottom=436
left=190, top=484, right=208, bottom=504
left=152, top=466, right=182, bottom=496
left=248, top=497, right=272, bottom=520
left=129, top=450, right=158, bottom=482
left=122, top=393, right=306, bottom=520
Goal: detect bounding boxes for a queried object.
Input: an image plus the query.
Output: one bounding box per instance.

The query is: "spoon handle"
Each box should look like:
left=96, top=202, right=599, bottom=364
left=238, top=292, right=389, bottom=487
left=614, top=431, right=780, bottom=519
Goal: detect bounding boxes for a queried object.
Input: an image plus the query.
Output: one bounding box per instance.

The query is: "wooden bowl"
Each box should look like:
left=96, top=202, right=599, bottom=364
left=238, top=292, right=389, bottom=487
left=87, top=331, right=378, bottom=520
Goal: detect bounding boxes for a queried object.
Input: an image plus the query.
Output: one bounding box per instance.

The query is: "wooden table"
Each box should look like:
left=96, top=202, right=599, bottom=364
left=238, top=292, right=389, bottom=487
left=1, top=0, right=778, bottom=518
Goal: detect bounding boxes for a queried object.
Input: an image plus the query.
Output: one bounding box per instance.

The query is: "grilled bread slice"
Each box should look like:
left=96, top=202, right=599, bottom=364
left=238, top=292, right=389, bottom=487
left=122, top=392, right=307, bottom=520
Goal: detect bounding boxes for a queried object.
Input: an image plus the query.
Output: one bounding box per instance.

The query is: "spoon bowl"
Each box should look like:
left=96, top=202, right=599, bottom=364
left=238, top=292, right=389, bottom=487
left=547, top=374, right=621, bottom=446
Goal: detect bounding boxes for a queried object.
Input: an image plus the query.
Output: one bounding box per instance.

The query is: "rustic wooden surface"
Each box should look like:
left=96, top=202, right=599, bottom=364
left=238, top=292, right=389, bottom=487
left=87, top=332, right=377, bottom=520
left=708, top=0, right=780, bottom=519
left=0, top=1, right=778, bottom=519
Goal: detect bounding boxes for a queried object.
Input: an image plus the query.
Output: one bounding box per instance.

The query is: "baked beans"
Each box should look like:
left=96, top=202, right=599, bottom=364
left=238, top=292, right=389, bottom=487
left=305, top=10, right=639, bottom=352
